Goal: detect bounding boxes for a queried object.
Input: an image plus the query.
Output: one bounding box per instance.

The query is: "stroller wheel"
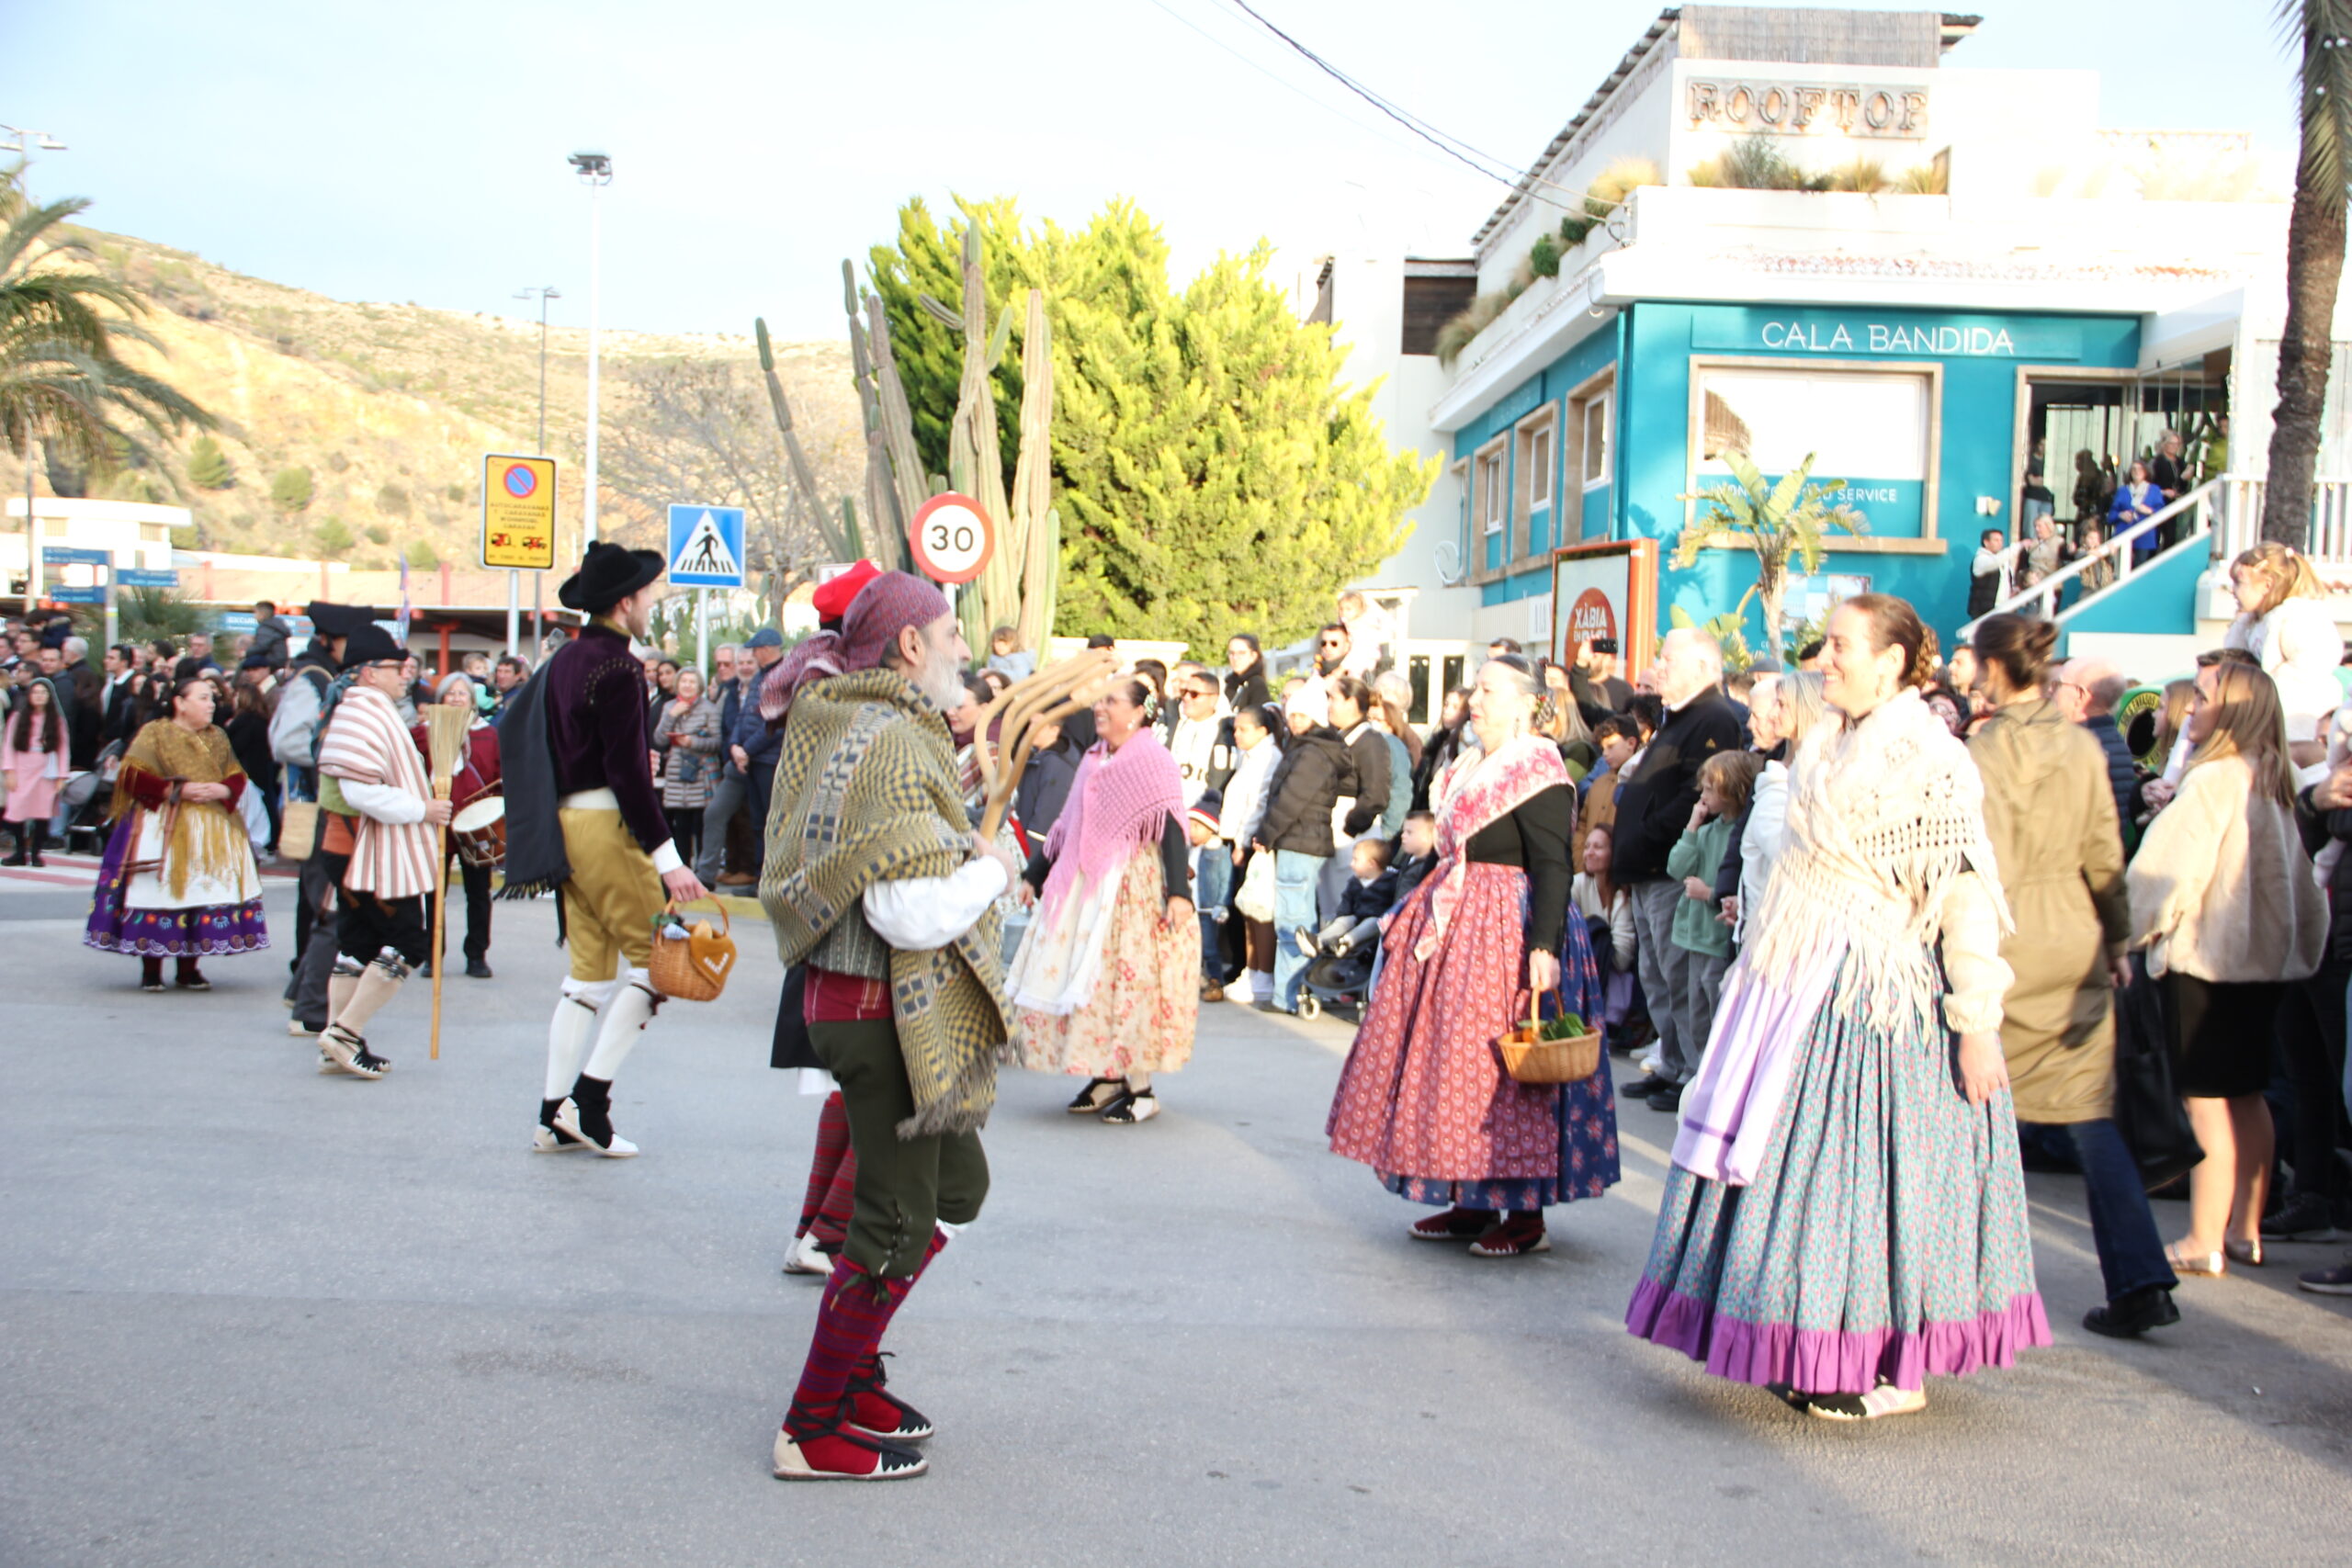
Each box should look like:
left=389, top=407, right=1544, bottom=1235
left=1297, top=995, right=1322, bottom=1020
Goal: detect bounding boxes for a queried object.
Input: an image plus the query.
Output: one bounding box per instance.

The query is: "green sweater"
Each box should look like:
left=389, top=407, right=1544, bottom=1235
left=1665, top=817, right=1736, bottom=959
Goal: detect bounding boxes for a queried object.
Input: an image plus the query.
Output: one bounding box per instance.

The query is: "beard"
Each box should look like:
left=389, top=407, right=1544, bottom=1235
left=914, top=639, right=966, bottom=712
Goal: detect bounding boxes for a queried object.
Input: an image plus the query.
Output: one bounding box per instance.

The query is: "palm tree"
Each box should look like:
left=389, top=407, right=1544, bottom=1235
left=2262, top=1, right=2352, bottom=547
left=0, top=164, right=214, bottom=507
left=1677, top=450, right=1864, bottom=666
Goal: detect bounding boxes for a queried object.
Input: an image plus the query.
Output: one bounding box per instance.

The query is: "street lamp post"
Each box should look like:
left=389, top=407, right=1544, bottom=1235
left=4, top=127, right=67, bottom=617
left=568, top=152, right=610, bottom=551
left=514, top=285, right=560, bottom=656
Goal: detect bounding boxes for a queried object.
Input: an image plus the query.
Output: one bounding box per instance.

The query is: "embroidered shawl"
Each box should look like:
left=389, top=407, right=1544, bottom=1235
left=1037, top=728, right=1182, bottom=929
left=1739, top=686, right=2014, bottom=1029
left=115, top=720, right=251, bottom=900
left=318, top=684, right=438, bottom=899
left=762, top=667, right=1010, bottom=1137
left=1413, top=733, right=1570, bottom=961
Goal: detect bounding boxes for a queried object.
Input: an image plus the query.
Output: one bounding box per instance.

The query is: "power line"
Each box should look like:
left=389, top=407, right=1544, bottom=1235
left=1217, top=0, right=1589, bottom=212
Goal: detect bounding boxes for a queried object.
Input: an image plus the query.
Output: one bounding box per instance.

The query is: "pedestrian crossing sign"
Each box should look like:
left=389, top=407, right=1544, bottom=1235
left=666, top=504, right=746, bottom=588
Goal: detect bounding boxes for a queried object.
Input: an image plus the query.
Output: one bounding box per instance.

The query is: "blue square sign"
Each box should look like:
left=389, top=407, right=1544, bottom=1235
left=667, top=504, right=746, bottom=589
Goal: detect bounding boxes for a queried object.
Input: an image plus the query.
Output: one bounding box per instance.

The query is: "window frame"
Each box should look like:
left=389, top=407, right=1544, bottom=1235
left=1681, top=355, right=1947, bottom=556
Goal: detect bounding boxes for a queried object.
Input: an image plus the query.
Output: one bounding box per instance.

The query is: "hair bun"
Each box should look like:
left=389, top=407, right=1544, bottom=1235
left=2024, top=620, right=2061, bottom=663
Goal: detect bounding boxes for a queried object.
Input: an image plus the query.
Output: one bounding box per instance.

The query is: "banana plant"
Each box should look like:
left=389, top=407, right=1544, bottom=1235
left=1677, top=450, right=1865, bottom=666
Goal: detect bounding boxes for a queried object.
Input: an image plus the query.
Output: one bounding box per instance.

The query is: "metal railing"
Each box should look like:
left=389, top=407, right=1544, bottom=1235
left=1961, top=477, right=2229, bottom=639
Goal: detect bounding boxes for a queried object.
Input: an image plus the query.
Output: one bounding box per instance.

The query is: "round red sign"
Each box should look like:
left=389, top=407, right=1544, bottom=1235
left=1564, top=587, right=1618, bottom=652
left=908, top=492, right=995, bottom=586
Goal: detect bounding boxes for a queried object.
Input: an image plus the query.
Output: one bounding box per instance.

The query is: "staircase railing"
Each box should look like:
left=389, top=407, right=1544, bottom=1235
left=1960, top=476, right=2229, bottom=641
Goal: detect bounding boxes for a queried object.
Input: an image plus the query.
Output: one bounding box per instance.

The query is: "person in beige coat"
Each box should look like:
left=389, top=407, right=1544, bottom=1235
left=1969, top=616, right=2178, bottom=1337
left=2128, top=660, right=2328, bottom=1279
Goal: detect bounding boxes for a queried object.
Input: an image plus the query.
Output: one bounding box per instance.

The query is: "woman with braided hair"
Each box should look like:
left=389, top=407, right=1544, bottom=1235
left=1008, top=677, right=1198, bottom=1124
left=1325, top=656, right=1619, bottom=1258
left=1628, top=595, right=2051, bottom=1420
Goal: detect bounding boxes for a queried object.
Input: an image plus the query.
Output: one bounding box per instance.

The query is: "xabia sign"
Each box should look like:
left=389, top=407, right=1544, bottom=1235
left=1564, top=588, right=1618, bottom=650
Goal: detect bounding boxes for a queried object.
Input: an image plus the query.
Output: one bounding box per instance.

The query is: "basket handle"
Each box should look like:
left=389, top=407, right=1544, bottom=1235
left=1526, top=984, right=1566, bottom=1033
left=668, top=896, right=730, bottom=939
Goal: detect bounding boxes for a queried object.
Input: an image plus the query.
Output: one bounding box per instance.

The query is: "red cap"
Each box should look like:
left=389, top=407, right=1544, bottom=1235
left=811, top=560, right=883, bottom=623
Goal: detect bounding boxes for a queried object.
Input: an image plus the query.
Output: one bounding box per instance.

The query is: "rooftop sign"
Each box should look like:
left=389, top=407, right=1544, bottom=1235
left=1686, top=80, right=1929, bottom=139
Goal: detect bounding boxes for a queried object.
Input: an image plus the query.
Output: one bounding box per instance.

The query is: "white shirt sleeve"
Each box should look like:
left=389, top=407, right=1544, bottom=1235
left=338, top=777, right=428, bottom=825
left=862, top=856, right=1010, bottom=951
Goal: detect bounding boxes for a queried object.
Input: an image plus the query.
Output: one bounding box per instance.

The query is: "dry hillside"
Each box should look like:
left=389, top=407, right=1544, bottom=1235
left=2, top=227, right=863, bottom=571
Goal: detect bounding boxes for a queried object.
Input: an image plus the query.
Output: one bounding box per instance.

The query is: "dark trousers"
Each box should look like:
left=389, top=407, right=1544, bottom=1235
left=664, top=806, right=705, bottom=874
left=2060, top=1118, right=2179, bottom=1302
left=2278, top=958, right=2351, bottom=1202
left=809, top=1017, right=989, bottom=1280
left=747, top=762, right=777, bottom=873
left=292, top=847, right=352, bottom=1024
left=429, top=853, right=493, bottom=964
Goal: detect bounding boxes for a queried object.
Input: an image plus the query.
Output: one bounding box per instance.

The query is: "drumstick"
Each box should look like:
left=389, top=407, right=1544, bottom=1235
left=424, top=705, right=469, bottom=1062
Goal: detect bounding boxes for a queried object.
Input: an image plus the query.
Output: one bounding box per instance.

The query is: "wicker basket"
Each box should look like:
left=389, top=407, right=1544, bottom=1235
left=277, top=800, right=319, bottom=861
left=1495, top=991, right=1603, bottom=1084
left=649, top=900, right=736, bottom=1002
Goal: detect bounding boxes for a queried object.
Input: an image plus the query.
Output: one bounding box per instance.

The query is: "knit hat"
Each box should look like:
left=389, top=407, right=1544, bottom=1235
left=1283, top=682, right=1329, bottom=727
left=759, top=570, right=953, bottom=726
left=1188, top=787, right=1223, bottom=838
left=810, top=559, right=883, bottom=626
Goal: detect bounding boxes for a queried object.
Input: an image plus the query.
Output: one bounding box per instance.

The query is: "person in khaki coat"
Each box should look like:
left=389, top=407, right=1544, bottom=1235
left=1968, top=615, right=2179, bottom=1339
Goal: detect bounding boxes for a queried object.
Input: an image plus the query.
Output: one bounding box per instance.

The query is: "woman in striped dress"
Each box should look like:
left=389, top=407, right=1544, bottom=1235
left=1627, top=595, right=2050, bottom=1420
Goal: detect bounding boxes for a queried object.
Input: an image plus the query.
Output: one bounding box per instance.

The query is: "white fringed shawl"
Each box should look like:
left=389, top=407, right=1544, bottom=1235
left=1740, top=687, right=2015, bottom=1032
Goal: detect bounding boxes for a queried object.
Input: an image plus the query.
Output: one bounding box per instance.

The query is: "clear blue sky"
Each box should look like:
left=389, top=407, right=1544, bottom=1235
left=1, top=0, right=2302, bottom=343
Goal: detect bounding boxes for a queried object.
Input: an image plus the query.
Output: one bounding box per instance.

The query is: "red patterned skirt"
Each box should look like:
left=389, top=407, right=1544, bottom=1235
left=1326, top=863, right=1579, bottom=1187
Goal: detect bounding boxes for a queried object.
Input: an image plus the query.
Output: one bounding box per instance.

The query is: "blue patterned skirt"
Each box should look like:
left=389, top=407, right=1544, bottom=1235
left=1625, top=953, right=2050, bottom=1394
left=84, top=815, right=269, bottom=959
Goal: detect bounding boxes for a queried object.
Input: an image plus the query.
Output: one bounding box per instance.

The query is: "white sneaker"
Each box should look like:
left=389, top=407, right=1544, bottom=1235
left=781, top=1232, right=835, bottom=1277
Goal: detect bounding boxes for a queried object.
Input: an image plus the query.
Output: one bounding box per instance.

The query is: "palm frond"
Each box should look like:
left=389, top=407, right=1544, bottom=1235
left=2279, top=0, right=2352, bottom=213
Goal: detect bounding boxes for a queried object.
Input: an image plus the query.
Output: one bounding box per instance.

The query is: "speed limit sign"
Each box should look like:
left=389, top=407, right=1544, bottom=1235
left=908, top=492, right=995, bottom=585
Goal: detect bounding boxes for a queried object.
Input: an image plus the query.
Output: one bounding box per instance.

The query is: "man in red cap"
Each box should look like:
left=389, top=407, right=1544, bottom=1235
left=760, top=570, right=1017, bottom=1482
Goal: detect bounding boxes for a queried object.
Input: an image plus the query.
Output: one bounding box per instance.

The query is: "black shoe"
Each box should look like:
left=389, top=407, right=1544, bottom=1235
left=1646, top=1085, right=1683, bottom=1112
left=1621, top=1073, right=1673, bottom=1099
left=465, top=958, right=493, bottom=979
left=0, top=849, right=24, bottom=867
left=2298, top=1258, right=2352, bottom=1295
left=1252, top=998, right=1295, bottom=1015
left=416, top=961, right=433, bottom=978
left=2082, top=1286, right=2180, bottom=1338
left=2260, top=1192, right=2343, bottom=1243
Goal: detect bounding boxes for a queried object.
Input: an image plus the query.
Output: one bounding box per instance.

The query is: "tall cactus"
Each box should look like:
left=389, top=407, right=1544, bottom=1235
left=839, top=224, right=1058, bottom=650
left=754, top=317, right=854, bottom=563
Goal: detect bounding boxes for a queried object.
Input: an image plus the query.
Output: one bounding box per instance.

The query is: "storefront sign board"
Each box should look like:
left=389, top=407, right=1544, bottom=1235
left=1551, top=538, right=1659, bottom=672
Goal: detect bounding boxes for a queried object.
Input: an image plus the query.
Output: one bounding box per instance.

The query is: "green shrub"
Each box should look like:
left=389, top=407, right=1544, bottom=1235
left=405, top=538, right=440, bottom=570
left=312, top=515, right=355, bottom=554
left=270, top=467, right=314, bottom=513
left=375, top=481, right=411, bottom=516
left=1528, top=233, right=1563, bottom=279
left=365, top=524, right=391, bottom=545
left=187, top=434, right=235, bottom=490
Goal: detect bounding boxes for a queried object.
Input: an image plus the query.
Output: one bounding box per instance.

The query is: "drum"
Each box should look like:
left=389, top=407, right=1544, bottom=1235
left=450, top=795, right=506, bottom=868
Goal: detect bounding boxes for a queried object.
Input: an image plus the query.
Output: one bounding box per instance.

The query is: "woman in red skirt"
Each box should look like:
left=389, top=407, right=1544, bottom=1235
left=1326, top=657, right=1618, bottom=1257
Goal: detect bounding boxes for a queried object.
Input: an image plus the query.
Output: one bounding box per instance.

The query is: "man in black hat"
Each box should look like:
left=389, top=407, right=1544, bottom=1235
left=510, top=542, right=707, bottom=1156
left=269, top=602, right=379, bottom=1039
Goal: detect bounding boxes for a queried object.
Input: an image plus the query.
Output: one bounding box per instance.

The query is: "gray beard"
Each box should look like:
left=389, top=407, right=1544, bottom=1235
left=916, top=650, right=965, bottom=711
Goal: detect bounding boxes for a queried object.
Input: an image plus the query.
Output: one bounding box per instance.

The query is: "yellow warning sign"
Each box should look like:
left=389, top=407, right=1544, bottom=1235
left=481, top=454, right=558, bottom=570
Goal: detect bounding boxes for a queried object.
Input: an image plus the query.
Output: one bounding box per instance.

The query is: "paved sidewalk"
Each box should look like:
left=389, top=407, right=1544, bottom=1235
left=3, top=869, right=2349, bottom=1567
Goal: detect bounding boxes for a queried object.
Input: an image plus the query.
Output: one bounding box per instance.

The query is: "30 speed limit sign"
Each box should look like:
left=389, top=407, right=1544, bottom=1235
left=908, top=492, right=995, bottom=585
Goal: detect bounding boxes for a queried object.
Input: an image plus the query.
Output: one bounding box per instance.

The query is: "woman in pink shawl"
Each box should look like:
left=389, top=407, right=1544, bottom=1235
left=1325, top=657, right=1618, bottom=1257
left=1009, top=677, right=1199, bottom=1124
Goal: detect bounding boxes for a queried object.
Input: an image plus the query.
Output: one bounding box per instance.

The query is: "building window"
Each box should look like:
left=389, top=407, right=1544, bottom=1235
left=139, top=522, right=170, bottom=542
left=1691, top=362, right=1938, bottom=540
left=1520, top=415, right=1555, bottom=512
left=1476, top=443, right=1507, bottom=536
left=1580, top=391, right=1611, bottom=489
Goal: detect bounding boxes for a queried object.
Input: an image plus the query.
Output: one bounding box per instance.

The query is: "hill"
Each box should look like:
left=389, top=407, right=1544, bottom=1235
left=3, top=227, right=863, bottom=574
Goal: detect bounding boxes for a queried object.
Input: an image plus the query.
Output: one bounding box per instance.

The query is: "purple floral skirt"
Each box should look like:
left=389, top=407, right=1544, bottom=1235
left=84, top=816, right=269, bottom=959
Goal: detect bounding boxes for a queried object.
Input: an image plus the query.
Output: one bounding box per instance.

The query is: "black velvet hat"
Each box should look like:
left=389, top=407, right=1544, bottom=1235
left=340, top=624, right=405, bottom=667
left=559, top=541, right=665, bottom=614
left=304, top=601, right=381, bottom=638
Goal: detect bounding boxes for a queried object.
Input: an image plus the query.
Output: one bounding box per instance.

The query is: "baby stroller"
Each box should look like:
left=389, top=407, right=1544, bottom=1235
left=1293, top=917, right=1380, bottom=1021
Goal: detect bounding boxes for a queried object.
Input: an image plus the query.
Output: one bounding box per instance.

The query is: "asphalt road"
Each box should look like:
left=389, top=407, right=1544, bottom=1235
left=3, top=862, right=2349, bottom=1567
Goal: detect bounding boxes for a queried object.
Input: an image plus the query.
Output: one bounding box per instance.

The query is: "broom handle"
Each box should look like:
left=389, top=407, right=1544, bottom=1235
left=430, top=776, right=451, bottom=1060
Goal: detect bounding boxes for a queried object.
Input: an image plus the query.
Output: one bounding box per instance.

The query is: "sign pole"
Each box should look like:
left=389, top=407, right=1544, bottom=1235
left=697, top=588, right=708, bottom=680
left=532, top=572, right=544, bottom=660
left=505, top=570, right=519, bottom=657
left=104, top=562, right=117, bottom=651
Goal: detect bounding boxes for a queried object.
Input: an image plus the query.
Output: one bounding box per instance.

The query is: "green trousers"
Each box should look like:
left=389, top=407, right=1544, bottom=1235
left=809, top=1018, right=990, bottom=1279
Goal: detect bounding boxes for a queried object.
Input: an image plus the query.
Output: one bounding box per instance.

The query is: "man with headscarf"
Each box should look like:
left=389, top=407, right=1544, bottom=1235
left=511, top=542, right=708, bottom=1156
left=759, top=570, right=1018, bottom=1482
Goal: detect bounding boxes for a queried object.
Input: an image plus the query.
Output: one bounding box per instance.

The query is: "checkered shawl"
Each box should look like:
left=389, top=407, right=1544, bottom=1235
left=761, top=668, right=1010, bottom=1137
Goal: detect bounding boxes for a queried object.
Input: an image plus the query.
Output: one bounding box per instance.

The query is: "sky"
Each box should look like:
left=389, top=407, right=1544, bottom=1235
left=0, top=0, right=2305, bottom=344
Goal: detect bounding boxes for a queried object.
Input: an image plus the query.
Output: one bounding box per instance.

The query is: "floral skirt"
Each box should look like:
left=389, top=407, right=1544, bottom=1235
left=1625, top=963, right=2050, bottom=1395
left=1012, top=851, right=1200, bottom=1079
left=1325, top=862, right=1618, bottom=1212
left=84, top=816, right=268, bottom=959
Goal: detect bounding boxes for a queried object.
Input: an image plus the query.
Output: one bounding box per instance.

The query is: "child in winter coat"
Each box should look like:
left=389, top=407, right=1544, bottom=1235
left=1666, top=750, right=1763, bottom=1072
left=1387, top=809, right=1439, bottom=908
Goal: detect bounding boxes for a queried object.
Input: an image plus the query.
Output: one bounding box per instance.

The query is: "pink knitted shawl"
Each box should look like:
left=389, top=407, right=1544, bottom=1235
left=1038, top=727, right=1182, bottom=921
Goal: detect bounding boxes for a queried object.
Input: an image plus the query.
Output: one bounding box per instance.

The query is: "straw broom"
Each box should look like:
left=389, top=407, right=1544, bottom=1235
left=972, top=648, right=1123, bottom=841
left=424, top=704, right=470, bottom=1061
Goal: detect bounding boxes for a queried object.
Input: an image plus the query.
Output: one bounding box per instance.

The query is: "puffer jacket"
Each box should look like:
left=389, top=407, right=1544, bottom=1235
left=1255, top=726, right=1357, bottom=858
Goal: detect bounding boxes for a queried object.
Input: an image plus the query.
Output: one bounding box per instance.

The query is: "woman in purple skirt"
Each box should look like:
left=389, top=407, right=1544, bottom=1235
left=85, top=675, right=268, bottom=990
left=1626, top=596, right=2050, bottom=1420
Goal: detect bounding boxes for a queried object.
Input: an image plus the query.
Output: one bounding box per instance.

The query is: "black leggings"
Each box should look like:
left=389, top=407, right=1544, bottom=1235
left=665, top=806, right=705, bottom=872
